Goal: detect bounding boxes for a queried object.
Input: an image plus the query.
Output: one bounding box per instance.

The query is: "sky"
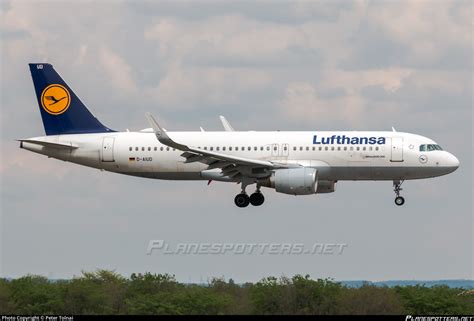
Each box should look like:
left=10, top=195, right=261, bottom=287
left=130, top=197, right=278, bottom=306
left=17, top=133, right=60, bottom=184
left=0, top=0, right=472, bottom=282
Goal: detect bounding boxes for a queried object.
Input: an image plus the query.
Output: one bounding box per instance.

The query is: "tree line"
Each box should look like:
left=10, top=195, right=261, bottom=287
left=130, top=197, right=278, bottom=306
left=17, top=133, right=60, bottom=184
left=0, top=270, right=472, bottom=315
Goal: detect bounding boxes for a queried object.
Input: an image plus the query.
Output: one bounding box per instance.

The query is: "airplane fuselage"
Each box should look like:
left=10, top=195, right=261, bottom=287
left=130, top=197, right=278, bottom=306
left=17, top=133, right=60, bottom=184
left=21, top=130, right=459, bottom=182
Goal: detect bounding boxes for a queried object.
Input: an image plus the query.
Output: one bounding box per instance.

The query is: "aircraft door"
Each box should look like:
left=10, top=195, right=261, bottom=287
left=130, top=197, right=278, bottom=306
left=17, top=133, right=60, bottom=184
left=101, top=137, right=115, bottom=162
left=390, top=137, right=404, bottom=162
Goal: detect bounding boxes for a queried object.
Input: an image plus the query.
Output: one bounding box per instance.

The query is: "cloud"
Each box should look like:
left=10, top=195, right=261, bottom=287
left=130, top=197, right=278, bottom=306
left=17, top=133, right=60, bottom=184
left=99, top=46, right=138, bottom=94
left=344, top=1, right=472, bottom=69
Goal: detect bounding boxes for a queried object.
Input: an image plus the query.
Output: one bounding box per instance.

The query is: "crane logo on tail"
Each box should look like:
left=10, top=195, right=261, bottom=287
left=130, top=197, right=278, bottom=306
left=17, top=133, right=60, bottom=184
left=41, top=84, right=70, bottom=115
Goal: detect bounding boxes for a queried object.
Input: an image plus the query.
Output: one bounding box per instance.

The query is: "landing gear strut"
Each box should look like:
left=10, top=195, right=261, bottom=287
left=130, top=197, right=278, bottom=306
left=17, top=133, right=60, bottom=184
left=234, top=181, right=265, bottom=208
left=393, top=180, right=405, bottom=206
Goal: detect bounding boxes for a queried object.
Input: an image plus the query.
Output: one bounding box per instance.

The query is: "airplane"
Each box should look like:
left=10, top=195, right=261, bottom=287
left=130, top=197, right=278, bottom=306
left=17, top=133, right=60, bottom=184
left=20, top=63, right=460, bottom=208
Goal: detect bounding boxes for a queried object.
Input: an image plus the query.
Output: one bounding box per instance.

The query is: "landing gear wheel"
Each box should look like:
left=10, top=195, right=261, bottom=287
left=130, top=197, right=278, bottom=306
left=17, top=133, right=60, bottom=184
left=234, top=193, right=250, bottom=208
left=393, top=180, right=405, bottom=206
left=395, top=196, right=405, bottom=206
left=249, top=192, right=265, bottom=206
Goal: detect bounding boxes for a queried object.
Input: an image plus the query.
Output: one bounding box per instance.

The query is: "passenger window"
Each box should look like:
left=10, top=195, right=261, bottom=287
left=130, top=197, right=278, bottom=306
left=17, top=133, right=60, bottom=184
left=363, top=147, right=366, bottom=151
left=172, top=148, right=175, bottom=151
left=312, top=147, right=315, bottom=151
left=319, top=147, right=322, bottom=151
left=293, top=147, right=297, bottom=151
left=344, top=146, right=347, bottom=151
left=254, top=146, right=257, bottom=151
left=273, top=146, right=277, bottom=151
left=160, top=147, right=164, bottom=151
left=369, top=146, right=372, bottom=151
left=306, top=147, right=309, bottom=151
left=284, top=146, right=287, bottom=151
left=375, top=147, right=379, bottom=151
left=135, top=147, right=138, bottom=151
left=235, top=147, right=238, bottom=151
left=216, top=147, right=220, bottom=151
left=248, top=147, right=251, bottom=151
left=350, top=147, right=354, bottom=151
left=331, top=146, right=335, bottom=151
left=325, top=146, right=329, bottom=151
left=266, top=146, right=270, bottom=151
left=154, top=147, right=157, bottom=151
left=222, top=147, right=226, bottom=151
left=337, top=147, right=341, bottom=151
left=142, top=147, right=145, bottom=151
left=166, top=147, right=170, bottom=151
left=260, top=147, right=264, bottom=151
left=148, top=147, right=151, bottom=151
left=129, top=147, right=132, bottom=151
left=356, top=147, right=360, bottom=151
left=229, top=147, right=232, bottom=151
left=210, top=147, right=213, bottom=151
left=299, top=147, right=303, bottom=151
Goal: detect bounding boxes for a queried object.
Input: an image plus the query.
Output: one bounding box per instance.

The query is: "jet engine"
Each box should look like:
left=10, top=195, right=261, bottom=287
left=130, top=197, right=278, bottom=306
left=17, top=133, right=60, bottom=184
left=261, top=168, right=318, bottom=195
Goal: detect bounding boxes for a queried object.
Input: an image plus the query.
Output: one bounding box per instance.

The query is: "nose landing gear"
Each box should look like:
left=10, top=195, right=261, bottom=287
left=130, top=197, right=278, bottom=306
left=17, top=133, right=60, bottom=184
left=393, top=180, right=405, bottom=206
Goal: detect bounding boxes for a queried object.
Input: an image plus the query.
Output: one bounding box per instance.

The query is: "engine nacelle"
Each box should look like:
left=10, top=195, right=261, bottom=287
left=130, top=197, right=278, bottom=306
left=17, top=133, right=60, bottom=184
left=262, top=168, right=318, bottom=195
left=316, top=180, right=336, bottom=193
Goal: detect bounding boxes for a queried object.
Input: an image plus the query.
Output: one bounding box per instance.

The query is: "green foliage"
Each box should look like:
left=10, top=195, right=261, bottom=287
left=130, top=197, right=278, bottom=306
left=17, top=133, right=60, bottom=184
left=8, top=275, right=62, bottom=314
left=249, top=275, right=344, bottom=314
left=0, top=271, right=472, bottom=315
left=61, top=270, right=127, bottom=314
left=0, top=278, right=13, bottom=314
left=338, top=284, right=404, bottom=314
left=395, top=285, right=474, bottom=314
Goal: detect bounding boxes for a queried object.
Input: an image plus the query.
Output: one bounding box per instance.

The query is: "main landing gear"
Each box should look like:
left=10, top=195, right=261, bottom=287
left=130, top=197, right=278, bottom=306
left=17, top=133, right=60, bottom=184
left=234, top=191, right=265, bottom=208
left=393, top=180, right=405, bottom=206
left=234, top=180, right=265, bottom=208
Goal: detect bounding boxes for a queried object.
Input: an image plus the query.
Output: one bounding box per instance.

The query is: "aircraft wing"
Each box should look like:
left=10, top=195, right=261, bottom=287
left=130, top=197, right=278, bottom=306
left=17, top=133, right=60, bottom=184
left=219, top=115, right=234, bottom=131
left=145, top=113, right=296, bottom=179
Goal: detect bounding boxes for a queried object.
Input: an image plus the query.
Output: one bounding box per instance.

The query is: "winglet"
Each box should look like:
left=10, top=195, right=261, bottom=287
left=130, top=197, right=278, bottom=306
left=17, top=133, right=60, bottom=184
left=145, top=113, right=188, bottom=150
left=219, top=115, right=234, bottom=131
left=392, top=126, right=397, bottom=132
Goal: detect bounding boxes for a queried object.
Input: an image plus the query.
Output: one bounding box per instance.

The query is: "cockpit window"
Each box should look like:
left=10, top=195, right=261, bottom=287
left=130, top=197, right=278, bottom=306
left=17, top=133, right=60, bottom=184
left=419, top=144, right=443, bottom=152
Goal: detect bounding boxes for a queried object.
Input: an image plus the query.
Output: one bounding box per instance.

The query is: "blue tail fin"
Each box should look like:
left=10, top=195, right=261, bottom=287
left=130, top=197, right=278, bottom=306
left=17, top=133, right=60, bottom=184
left=29, top=63, right=115, bottom=135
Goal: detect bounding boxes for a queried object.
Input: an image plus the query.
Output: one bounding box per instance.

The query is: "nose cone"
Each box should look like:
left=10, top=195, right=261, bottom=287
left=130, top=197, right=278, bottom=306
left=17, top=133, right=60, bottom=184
left=446, top=153, right=460, bottom=171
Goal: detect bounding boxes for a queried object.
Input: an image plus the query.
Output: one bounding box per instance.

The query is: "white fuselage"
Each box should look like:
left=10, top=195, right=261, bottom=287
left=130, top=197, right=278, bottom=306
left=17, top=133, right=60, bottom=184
left=21, top=130, right=459, bottom=183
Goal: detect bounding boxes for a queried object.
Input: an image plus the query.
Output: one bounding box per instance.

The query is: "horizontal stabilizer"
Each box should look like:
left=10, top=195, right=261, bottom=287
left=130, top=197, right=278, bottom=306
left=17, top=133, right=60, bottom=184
left=18, top=139, right=78, bottom=150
